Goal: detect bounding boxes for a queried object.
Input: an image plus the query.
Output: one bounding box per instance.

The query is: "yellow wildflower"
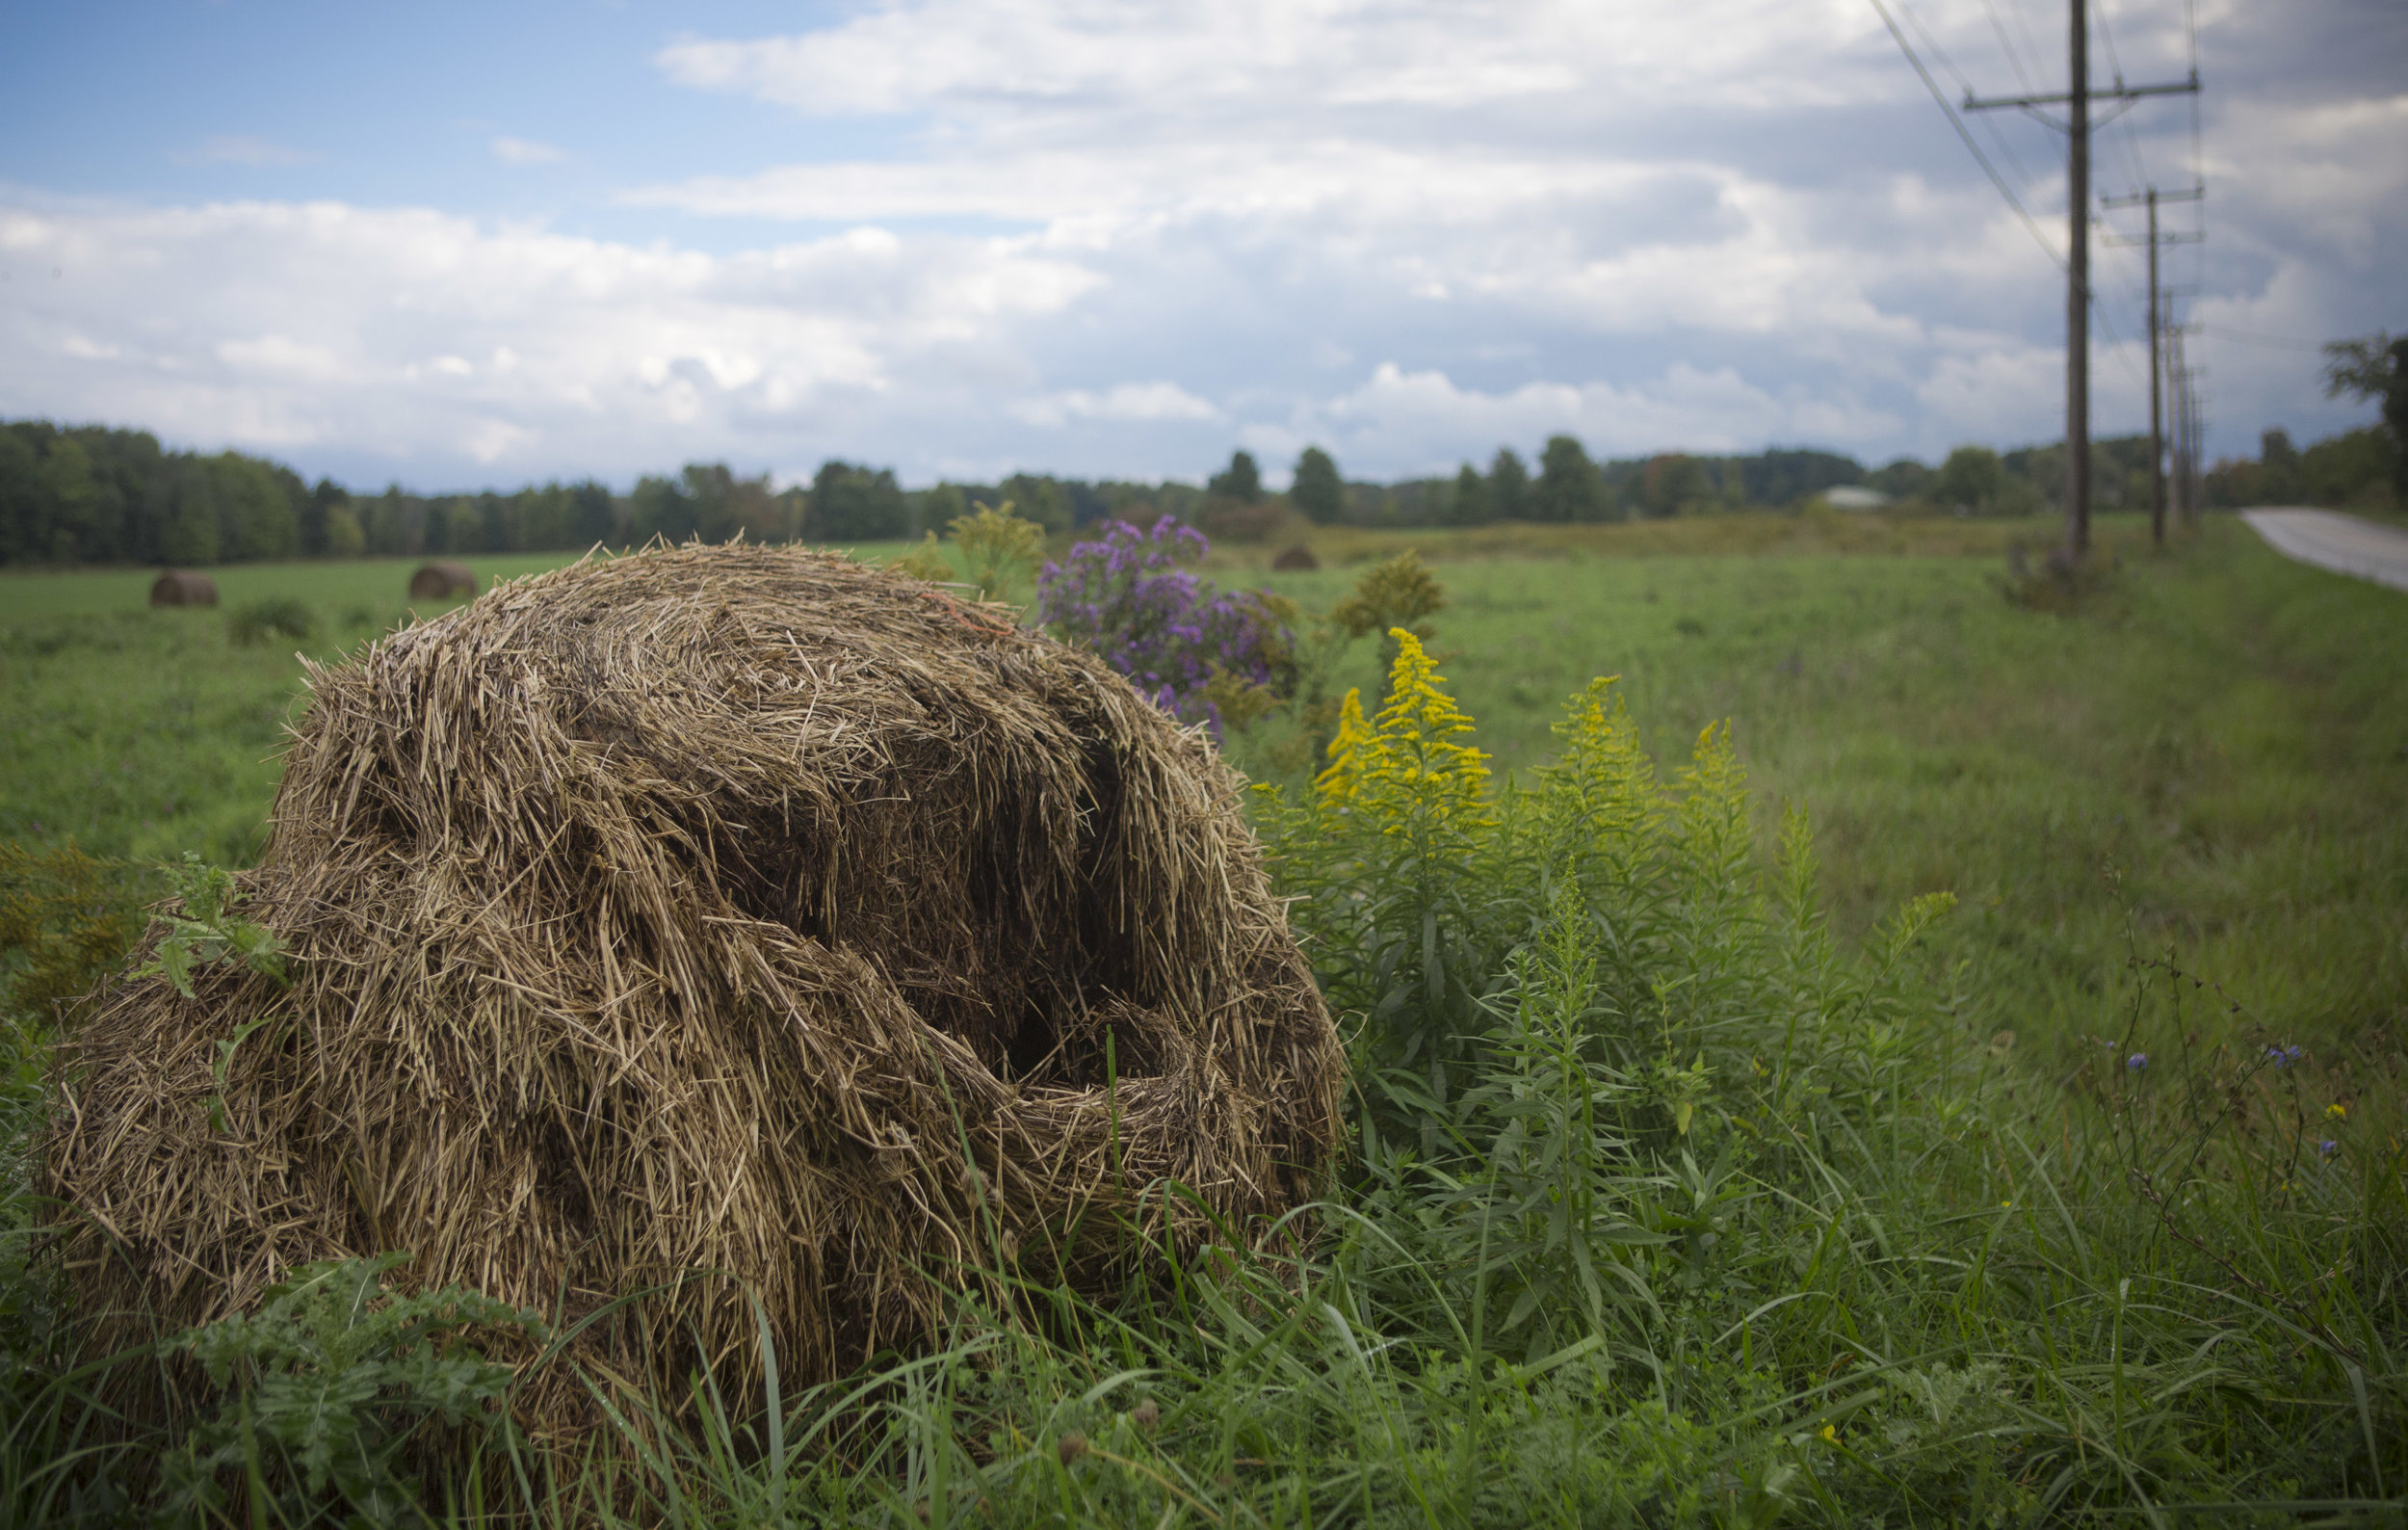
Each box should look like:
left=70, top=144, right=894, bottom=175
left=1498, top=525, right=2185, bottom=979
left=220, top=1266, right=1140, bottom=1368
left=1349, top=629, right=1494, bottom=838
left=1314, top=687, right=1374, bottom=805
left=2326, top=1102, right=2347, bottom=1121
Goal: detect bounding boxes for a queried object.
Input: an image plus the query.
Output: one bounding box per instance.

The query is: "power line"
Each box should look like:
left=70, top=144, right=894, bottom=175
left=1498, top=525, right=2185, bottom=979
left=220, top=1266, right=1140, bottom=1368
left=1898, top=0, right=2048, bottom=198
left=1983, top=0, right=2040, bottom=92
left=2200, top=326, right=2329, bottom=351
left=2007, top=0, right=2055, bottom=94
left=1957, top=0, right=2200, bottom=556
left=2092, top=0, right=2159, bottom=194
left=1874, top=0, right=2153, bottom=392
left=1869, top=0, right=2064, bottom=270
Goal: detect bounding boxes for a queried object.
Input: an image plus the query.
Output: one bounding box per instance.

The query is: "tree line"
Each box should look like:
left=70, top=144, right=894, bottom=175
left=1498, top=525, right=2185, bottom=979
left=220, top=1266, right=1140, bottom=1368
left=1199, top=435, right=2172, bottom=530
left=4, top=402, right=2395, bottom=569
left=2199, top=333, right=2405, bottom=512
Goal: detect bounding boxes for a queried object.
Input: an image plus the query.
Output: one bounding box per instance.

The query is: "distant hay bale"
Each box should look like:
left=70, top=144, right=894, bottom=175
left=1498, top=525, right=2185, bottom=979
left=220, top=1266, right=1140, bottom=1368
left=407, top=561, right=477, bottom=599
left=147, top=570, right=219, bottom=607
left=46, top=543, right=1343, bottom=1434
left=1270, top=543, right=1321, bottom=572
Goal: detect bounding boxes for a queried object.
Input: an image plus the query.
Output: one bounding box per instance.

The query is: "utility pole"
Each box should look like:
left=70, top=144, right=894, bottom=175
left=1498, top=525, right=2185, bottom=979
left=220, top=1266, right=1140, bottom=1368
left=2104, top=186, right=2203, bottom=546
left=1966, top=5, right=2198, bottom=562
left=2166, top=327, right=2203, bottom=527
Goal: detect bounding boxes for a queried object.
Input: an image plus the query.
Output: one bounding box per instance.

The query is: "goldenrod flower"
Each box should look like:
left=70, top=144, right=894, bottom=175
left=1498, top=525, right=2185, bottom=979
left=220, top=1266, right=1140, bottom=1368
left=1314, top=687, right=1374, bottom=805
left=1332, top=630, right=1495, bottom=841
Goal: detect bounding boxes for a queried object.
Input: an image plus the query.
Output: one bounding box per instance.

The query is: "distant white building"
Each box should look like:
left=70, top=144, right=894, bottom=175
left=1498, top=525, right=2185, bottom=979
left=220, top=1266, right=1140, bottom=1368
left=1823, top=486, right=1890, bottom=512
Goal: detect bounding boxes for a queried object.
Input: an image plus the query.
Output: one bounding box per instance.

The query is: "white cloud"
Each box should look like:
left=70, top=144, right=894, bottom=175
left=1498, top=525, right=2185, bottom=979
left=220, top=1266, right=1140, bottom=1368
left=217, top=334, right=349, bottom=382
left=7, top=0, right=2402, bottom=484
left=653, top=1, right=1898, bottom=121
left=628, top=0, right=2406, bottom=471
left=491, top=136, right=567, bottom=167
left=1011, top=381, right=1221, bottom=428
left=0, top=198, right=1105, bottom=483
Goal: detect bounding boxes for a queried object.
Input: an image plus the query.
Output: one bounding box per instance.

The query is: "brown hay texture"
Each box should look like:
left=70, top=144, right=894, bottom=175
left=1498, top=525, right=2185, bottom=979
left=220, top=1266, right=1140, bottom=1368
left=408, top=560, right=477, bottom=599
left=46, top=542, right=1344, bottom=1430
left=147, top=570, right=219, bottom=607
left=1269, top=543, right=1321, bottom=572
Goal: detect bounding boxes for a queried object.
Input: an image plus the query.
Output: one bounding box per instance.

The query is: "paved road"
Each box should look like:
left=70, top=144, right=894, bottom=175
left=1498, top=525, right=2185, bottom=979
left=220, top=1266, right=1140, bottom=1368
left=2241, top=508, right=2408, bottom=594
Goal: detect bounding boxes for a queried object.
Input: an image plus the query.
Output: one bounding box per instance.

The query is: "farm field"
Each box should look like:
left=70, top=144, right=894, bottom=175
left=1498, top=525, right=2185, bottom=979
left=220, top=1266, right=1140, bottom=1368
left=4, top=512, right=2405, bottom=1522
left=7, top=511, right=2400, bottom=1071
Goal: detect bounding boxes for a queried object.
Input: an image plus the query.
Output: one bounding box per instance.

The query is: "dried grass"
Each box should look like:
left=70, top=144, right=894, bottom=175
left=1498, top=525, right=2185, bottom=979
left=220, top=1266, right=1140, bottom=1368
left=147, top=571, right=219, bottom=608
left=407, top=561, right=477, bottom=599
left=44, top=541, right=1343, bottom=1435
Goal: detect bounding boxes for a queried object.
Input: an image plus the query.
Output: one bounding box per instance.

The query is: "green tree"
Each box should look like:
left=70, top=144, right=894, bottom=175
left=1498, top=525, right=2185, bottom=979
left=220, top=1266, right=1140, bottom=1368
left=1533, top=435, right=1605, bottom=523
left=567, top=481, right=617, bottom=546
left=323, top=502, right=365, bottom=557
left=2258, top=429, right=2304, bottom=504
left=442, top=499, right=483, bottom=556
left=681, top=462, right=738, bottom=542
left=916, top=483, right=969, bottom=539
left=0, top=428, right=41, bottom=562
left=1872, top=457, right=1935, bottom=500
left=806, top=461, right=909, bottom=541
left=36, top=435, right=101, bottom=560
left=1488, top=447, right=1529, bottom=520
left=1449, top=462, right=1489, bottom=526
left=1208, top=450, right=1264, bottom=505
left=1641, top=453, right=1712, bottom=518
left=1002, top=473, right=1073, bottom=534
left=1292, top=446, right=1344, bottom=524
left=302, top=479, right=347, bottom=557
left=2302, top=427, right=2398, bottom=507
left=158, top=463, right=222, bottom=566
left=2322, top=332, right=2407, bottom=496
left=627, top=475, right=695, bottom=545
left=1933, top=445, right=2007, bottom=513
left=513, top=484, right=566, bottom=551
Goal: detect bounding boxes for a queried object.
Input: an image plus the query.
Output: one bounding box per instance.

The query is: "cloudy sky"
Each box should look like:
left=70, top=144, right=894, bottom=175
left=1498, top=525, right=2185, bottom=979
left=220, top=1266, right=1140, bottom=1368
left=1, top=1, right=2400, bottom=491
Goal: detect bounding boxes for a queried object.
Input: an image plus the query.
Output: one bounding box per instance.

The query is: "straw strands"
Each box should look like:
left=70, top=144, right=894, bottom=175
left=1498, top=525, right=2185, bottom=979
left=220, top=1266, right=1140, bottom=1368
left=44, top=541, right=1343, bottom=1433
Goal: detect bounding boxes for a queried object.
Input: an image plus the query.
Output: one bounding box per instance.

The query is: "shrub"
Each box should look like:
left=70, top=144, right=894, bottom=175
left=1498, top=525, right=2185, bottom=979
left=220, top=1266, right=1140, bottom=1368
left=156, top=1255, right=543, bottom=1528
left=1197, top=498, right=1287, bottom=544
left=2001, top=541, right=2121, bottom=612
left=948, top=501, right=1046, bottom=599
left=886, top=531, right=956, bottom=583
left=226, top=597, right=316, bottom=646
left=1036, top=516, right=1293, bottom=734
left=1326, top=548, right=1446, bottom=687
left=0, top=841, right=140, bottom=1030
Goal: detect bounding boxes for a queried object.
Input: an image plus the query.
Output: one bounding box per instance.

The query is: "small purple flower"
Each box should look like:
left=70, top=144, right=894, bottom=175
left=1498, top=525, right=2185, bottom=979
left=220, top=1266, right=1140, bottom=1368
left=2127, top=1053, right=2148, bottom=1071
left=2319, top=1140, right=2340, bottom=1158
left=1036, top=515, right=1291, bottom=738
left=2266, top=1044, right=2305, bottom=1068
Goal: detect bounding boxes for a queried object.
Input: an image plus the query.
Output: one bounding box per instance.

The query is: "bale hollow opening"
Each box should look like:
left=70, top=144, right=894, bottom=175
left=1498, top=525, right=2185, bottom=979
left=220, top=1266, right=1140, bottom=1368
left=48, top=542, right=1344, bottom=1433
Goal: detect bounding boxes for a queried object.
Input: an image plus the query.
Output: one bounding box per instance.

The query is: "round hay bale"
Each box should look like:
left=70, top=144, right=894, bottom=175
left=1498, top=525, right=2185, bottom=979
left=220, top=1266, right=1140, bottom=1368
left=147, top=570, right=220, bottom=607
left=407, top=560, right=477, bottom=599
left=1270, top=543, right=1320, bottom=572
left=47, top=543, right=1342, bottom=1431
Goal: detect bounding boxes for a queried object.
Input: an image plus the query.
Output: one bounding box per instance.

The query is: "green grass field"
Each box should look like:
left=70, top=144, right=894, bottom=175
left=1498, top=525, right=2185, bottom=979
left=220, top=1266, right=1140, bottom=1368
left=3, top=512, right=2403, bottom=1523
left=14, top=514, right=2392, bottom=1068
